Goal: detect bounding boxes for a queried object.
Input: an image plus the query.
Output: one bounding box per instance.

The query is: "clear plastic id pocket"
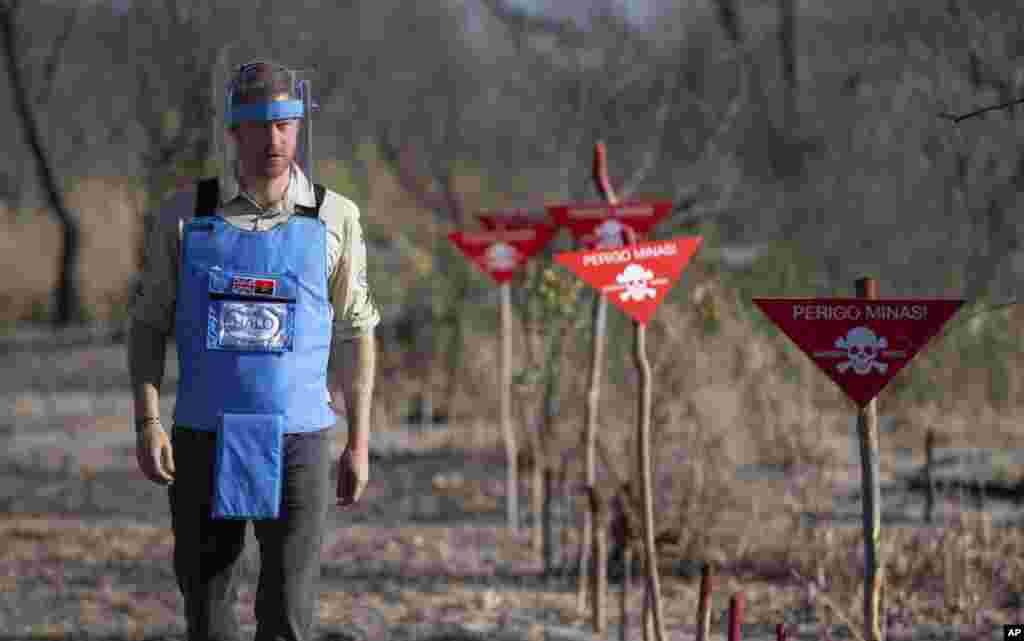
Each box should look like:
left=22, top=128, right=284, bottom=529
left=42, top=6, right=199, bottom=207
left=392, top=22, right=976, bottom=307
left=206, top=269, right=296, bottom=352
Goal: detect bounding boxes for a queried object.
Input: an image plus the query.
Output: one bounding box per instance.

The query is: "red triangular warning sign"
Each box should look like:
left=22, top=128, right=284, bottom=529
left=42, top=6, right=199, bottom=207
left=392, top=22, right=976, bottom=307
left=449, top=225, right=557, bottom=284
left=555, top=237, right=703, bottom=324
left=753, top=298, right=964, bottom=407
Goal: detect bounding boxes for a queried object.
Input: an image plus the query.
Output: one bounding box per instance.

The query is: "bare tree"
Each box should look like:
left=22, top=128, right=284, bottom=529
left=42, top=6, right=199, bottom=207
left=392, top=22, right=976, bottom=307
left=0, top=0, right=83, bottom=325
left=126, top=0, right=231, bottom=204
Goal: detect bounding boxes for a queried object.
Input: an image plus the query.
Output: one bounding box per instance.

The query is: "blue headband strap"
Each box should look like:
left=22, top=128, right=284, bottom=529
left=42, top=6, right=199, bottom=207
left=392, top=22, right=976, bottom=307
left=228, top=100, right=304, bottom=126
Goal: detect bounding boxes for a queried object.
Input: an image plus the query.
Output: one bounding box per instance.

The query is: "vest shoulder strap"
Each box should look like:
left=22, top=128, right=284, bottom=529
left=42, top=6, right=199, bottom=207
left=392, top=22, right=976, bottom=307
left=194, top=178, right=220, bottom=217
left=294, top=184, right=326, bottom=219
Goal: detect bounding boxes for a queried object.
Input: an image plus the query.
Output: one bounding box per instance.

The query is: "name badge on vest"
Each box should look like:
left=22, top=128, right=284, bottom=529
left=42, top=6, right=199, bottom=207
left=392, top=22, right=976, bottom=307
left=212, top=413, right=285, bottom=519
left=206, top=269, right=296, bottom=352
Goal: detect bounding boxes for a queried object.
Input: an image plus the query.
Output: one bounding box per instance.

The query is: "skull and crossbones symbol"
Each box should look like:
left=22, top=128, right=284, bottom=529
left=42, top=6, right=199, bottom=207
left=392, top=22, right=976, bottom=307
left=594, top=219, right=625, bottom=248
left=485, top=242, right=519, bottom=271
left=617, top=263, right=656, bottom=302
left=835, top=326, right=888, bottom=375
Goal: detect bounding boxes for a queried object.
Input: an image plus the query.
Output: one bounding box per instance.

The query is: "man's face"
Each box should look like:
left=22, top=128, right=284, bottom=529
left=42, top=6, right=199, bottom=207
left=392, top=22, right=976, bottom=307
left=229, top=118, right=299, bottom=180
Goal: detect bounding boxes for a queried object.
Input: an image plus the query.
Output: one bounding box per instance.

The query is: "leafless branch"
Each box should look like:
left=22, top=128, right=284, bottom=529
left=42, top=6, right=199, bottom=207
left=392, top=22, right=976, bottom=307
left=939, top=97, right=1024, bottom=123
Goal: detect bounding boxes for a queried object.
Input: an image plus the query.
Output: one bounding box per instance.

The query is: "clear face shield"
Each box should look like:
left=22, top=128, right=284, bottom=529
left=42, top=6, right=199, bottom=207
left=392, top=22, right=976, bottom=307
left=218, top=61, right=316, bottom=183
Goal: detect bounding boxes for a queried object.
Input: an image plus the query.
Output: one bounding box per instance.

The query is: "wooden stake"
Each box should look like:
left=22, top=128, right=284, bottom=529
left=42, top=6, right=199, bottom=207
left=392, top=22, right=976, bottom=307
left=500, top=281, right=519, bottom=533
left=636, top=318, right=666, bottom=641
left=593, top=490, right=609, bottom=635
left=643, top=574, right=654, bottom=641
left=697, top=563, right=714, bottom=641
left=577, top=141, right=613, bottom=631
left=588, top=139, right=666, bottom=641
left=856, top=276, right=884, bottom=641
left=620, top=542, right=631, bottom=641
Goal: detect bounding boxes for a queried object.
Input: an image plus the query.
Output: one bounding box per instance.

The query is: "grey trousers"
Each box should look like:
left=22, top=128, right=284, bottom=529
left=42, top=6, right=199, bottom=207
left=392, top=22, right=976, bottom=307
left=168, top=424, right=334, bottom=641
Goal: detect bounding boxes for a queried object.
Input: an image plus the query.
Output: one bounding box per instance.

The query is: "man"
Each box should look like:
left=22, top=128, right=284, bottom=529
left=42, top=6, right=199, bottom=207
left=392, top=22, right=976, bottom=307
left=128, top=60, right=378, bottom=641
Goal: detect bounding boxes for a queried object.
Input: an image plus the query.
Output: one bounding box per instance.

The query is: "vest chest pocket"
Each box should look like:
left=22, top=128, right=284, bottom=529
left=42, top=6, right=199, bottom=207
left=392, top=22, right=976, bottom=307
left=206, top=270, right=297, bottom=352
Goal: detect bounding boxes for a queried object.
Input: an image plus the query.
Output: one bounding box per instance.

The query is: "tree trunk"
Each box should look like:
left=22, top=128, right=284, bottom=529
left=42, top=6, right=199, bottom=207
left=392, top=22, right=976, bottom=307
left=1, top=3, right=82, bottom=325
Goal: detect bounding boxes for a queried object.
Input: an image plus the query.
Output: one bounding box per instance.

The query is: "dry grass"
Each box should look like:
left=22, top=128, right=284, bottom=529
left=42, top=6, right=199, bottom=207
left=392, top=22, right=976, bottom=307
left=0, top=516, right=173, bottom=563
left=7, top=170, right=1024, bottom=632
left=403, top=260, right=1024, bottom=627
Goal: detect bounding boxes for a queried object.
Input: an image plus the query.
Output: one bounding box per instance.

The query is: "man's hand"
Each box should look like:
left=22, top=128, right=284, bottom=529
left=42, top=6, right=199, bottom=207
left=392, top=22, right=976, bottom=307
left=336, top=445, right=368, bottom=507
left=136, top=422, right=175, bottom=485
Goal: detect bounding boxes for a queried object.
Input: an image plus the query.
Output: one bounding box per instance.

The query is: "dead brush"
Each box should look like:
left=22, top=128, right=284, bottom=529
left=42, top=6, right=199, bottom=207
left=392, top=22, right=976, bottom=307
left=777, top=509, right=1024, bottom=628
left=658, top=414, right=753, bottom=562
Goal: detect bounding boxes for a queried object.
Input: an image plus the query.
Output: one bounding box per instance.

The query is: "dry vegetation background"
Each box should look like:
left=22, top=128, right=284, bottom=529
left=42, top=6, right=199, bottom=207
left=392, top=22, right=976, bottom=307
left=3, top=0, right=1024, bottom=634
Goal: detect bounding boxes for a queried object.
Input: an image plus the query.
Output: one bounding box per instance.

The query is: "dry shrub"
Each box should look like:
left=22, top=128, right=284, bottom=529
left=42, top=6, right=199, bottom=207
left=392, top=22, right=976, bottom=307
left=767, top=509, right=1024, bottom=626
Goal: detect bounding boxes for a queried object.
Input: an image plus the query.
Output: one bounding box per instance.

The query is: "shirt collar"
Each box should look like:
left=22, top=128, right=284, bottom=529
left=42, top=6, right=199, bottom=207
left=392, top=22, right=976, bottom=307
left=217, top=163, right=317, bottom=212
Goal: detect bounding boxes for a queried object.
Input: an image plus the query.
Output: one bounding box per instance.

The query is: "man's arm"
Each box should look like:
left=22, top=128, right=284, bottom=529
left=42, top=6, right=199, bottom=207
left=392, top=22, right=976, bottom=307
left=127, top=190, right=186, bottom=484
left=129, top=319, right=176, bottom=485
left=329, top=330, right=376, bottom=452
left=129, top=320, right=169, bottom=426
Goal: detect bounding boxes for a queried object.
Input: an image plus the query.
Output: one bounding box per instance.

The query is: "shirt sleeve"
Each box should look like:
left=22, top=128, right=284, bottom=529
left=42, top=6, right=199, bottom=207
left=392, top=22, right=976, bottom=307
left=129, top=189, right=191, bottom=336
left=327, top=197, right=381, bottom=341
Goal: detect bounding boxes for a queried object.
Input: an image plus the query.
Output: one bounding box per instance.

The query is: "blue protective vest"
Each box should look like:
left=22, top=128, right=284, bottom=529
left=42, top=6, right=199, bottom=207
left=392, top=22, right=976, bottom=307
left=172, top=179, right=336, bottom=435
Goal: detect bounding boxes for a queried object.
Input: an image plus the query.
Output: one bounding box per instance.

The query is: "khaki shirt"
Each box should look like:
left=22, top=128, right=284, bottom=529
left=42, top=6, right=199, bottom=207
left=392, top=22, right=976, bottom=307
left=130, top=164, right=380, bottom=341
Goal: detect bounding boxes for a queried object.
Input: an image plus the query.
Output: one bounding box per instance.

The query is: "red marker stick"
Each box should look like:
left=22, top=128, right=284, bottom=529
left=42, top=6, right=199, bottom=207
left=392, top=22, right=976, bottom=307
left=728, top=592, right=744, bottom=641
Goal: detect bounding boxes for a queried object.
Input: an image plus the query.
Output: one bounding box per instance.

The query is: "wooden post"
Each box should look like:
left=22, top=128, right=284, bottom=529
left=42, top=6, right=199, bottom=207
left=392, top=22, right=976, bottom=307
left=587, top=139, right=667, bottom=641
left=577, top=141, right=613, bottom=632
left=697, top=562, right=714, bottom=641
left=643, top=572, right=654, bottom=641
left=729, top=592, right=744, bottom=641
left=500, top=281, right=519, bottom=533
left=856, top=276, right=884, bottom=641
left=591, top=487, right=609, bottom=634
left=924, top=429, right=935, bottom=524
left=620, top=542, right=632, bottom=641
left=636, top=318, right=666, bottom=641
